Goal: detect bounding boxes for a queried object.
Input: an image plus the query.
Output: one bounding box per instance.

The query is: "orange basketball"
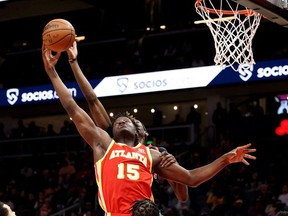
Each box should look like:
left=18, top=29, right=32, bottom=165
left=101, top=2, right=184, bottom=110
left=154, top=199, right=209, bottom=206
left=42, top=19, right=76, bottom=52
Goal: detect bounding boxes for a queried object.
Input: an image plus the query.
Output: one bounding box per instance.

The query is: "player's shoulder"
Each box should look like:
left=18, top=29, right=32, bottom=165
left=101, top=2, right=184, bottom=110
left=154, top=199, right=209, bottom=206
left=148, top=144, right=159, bottom=151
left=147, top=144, right=167, bottom=153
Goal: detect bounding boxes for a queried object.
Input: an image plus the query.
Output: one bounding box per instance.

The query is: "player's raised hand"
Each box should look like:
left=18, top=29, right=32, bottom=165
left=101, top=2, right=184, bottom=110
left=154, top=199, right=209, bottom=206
left=66, top=41, right=78, bottom=61
left=225, top=143, right=256, bottom=165
left=42, top=43, right=61, bottom=71
left=160, top=151, right=177, bottom=167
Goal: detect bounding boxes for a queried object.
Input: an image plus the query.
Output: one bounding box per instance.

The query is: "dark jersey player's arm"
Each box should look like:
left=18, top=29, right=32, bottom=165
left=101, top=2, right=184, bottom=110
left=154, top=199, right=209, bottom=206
left=157, top=147, right=188, bottom=202
left=67, top=41, right=112, bottom=131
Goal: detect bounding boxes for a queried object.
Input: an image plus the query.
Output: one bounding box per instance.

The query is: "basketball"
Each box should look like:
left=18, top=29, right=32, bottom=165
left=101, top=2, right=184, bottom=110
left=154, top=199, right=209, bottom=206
left=42, top=19, right=76, bottom=52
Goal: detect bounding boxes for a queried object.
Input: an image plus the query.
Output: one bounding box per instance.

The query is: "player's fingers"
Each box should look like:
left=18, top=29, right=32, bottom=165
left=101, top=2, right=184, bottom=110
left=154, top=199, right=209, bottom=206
left=167, top=159, right=176, bottom=166
left=160, top=151, right=168, bottom=156
left=161, top=160, right=172, bottom=167
left=160, top=157, right=171, bottom=167
left=242, top=143, right=252, bottom=148
left=244, top=154, right=256, bottom=160
left=44, top=51, right=50, bottom=60
left=238, top=143, right=252, bottom=151
left=161, top=156, right=176, bottom=167
left=242, top=158, right=250, bottom=166
left=246, top=148, right=256, bottom=153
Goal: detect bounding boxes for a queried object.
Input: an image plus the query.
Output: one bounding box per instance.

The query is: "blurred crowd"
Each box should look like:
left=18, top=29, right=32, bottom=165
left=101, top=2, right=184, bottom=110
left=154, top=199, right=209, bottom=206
left=0, top=26, right=287, bottom=89
left=0, top=99, right=288, bottom=216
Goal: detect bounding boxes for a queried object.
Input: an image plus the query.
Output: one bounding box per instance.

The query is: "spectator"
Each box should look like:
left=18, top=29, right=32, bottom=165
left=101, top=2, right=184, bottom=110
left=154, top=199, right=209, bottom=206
left=255, top=183, right=273, bottom=215
left=0, top=122, right=7, bottom=140
left=186, top=106, right=202, bottom=143
left=212, top=102, right=228, bottom=143
left=227, top=102, right=242, bottom=141
left=25, top=121, right=40, bottom=138
left=46, top=124, right=58, bottom=136
left=38, top=199, right=52, bottom=216
left=253, top=101, right=265, bottom=119
left=248, top=198, right=264, bottom=216
left=206, top=180, right=226, bottom=216
left=265, top=195, right=278, bottom=216
left=278, top=184, right=288, bottom=210
left=153, top=108, right=163, bottom=126
left=11, top=119, right=26, bottom=138
left=170, top=113, right=184, bottom=125
left=59, top=120, right=72, bottom=135
left=58, top=158, right=76, bottom=177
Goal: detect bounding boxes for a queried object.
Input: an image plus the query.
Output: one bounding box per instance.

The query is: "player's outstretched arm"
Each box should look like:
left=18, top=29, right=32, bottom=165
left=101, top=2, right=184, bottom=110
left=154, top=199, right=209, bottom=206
left=153, top=143, right=256, bottom=188
left=66, top=41, right=111, bottom=130
left=42, top=44, right=112, bottom=157
left=158, top=150, right=188, bottom=202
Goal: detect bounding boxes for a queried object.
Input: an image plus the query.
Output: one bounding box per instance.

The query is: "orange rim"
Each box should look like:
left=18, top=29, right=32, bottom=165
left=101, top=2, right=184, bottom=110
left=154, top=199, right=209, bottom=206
left=195, top=0, right=256, bottom=16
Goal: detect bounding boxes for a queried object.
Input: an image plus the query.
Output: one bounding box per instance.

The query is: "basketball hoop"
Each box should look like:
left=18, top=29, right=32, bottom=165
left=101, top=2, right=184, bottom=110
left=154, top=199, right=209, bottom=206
left=195, top=0, right=262, bottom=72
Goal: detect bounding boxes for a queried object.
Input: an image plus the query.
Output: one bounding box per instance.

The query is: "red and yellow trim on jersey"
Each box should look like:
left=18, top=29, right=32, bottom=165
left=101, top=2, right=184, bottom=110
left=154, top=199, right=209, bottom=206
left=95, top=139, right=116, bottom=212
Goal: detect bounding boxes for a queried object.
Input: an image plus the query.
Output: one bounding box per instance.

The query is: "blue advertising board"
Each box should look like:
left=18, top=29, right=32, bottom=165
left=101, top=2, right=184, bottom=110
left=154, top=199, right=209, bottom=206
left=0, top=58, right=287, bottom=107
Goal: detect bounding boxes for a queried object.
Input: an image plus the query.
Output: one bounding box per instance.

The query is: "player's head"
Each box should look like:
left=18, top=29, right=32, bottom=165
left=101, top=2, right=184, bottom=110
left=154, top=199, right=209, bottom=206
left=112, top=112, right=139, bottom=145
left=135, top=119, right=149, bottom=144
left=0, top=202, right=16, bottom=216
left=131, top=199, right=162, bottom=216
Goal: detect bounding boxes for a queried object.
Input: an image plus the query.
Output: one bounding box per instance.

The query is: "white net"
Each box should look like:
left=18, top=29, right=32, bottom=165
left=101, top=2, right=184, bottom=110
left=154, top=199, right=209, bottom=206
left=195, top=0, right=262, bottom=71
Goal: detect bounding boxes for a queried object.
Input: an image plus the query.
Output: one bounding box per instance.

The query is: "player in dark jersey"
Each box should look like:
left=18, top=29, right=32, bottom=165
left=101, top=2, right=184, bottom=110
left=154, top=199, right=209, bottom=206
left=42, top=43, right=256, bottom=216
left=134, top=119, right=188, bottom=207
left=66, top=41, right=189, bottom=203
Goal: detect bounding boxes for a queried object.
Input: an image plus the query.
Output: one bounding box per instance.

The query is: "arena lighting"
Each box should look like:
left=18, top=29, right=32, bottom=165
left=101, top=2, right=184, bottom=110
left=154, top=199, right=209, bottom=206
left=275, top=119, right=288, bottom=136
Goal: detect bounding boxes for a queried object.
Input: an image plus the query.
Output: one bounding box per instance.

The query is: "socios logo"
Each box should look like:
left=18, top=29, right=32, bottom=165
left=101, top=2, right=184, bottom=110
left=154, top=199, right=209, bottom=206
left=6, top=87, right=77, bottom=105
left=7, top=88, right=19, bottom=105
left=117, top=77, right=129, bottom=92
left=21, top=90, right=55, bottom=102
left=238, top=64, right=253, bottom=82
left=238, top=64, right=288, bottom=82
left=134, top=79, right=167, bottom=89
left=257, top=65, right=288, bottom=78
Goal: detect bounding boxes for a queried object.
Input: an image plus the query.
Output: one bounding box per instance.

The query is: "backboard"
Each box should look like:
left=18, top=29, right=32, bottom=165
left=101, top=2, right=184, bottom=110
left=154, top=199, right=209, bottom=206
left=233, top=0, right=288, bottom=27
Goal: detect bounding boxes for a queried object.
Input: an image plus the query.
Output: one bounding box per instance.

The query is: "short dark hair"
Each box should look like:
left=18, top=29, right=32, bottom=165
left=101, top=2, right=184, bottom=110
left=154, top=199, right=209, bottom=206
left=0, top=201, right=9, bottom=216
left=112, top=112, right=138, bottom=130
left=112, top=112, right=139, bottom=144
left=131, top=199, right=160, bottom=216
